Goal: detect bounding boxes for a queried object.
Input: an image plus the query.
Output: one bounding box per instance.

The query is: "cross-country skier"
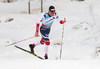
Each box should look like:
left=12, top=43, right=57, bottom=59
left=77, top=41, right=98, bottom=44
left=29, top=6, right=66, bottom=59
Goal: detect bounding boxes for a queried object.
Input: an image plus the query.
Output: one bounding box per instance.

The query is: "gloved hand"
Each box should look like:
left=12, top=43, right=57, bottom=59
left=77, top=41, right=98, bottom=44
left=60, top=18, right=66, bottom=24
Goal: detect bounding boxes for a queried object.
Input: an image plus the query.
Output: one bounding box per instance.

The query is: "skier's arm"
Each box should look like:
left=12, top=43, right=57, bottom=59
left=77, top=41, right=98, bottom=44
left=35, top=14, right=44, bottom=37
left=55, top=13, right=66, bottom=24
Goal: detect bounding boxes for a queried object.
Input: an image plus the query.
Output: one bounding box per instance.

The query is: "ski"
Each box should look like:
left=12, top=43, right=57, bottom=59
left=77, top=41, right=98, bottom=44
left=15, top=45, right=44, bottom=60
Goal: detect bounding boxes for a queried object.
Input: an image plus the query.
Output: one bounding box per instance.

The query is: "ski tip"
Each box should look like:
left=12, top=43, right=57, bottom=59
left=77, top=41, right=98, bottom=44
left=4, top=45, right=6, bottom=47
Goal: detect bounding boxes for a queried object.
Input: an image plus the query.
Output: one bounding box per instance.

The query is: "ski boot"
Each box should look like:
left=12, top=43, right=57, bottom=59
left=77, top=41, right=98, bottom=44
left=44, top=54, right=48, bottom=59
left=29, top=44, right=35, bottom=54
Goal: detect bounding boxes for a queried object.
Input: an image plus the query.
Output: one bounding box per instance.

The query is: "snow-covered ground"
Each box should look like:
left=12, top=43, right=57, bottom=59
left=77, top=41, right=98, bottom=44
left=0, top=0, right=100, bottom=69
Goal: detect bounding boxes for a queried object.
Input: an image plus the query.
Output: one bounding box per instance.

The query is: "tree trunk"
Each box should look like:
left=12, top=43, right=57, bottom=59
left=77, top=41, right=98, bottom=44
left=28, top=0, right=30, bottom=14
left=41, top=0, right=43, bottom=13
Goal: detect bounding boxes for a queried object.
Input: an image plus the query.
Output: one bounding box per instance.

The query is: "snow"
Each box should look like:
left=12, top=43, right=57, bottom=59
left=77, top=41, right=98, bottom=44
left=0, top=0, right=100, bottom=69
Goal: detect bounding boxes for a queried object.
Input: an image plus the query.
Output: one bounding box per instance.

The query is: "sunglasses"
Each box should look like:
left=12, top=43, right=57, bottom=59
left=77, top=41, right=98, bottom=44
left=50, top=11, right=55, bottom=14
left=50, top=10, right=55, bottom=12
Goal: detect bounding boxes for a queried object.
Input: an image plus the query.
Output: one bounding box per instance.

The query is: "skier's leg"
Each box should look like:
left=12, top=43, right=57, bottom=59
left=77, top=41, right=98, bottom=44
left=40, top=27, right=50, bottom=59
left=44, top=41, right=50, bottom=59
left=29, top=26, right=45, bottom=53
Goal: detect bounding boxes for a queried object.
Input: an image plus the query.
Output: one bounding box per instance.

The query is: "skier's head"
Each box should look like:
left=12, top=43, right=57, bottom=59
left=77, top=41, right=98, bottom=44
left=48, top=6, right=55, bottom=16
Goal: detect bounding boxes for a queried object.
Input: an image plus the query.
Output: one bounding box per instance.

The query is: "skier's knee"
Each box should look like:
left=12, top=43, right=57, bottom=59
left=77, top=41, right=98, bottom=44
left=45, top=41, right=50, bottom=45
left=40, top=38, right=44, bottom=45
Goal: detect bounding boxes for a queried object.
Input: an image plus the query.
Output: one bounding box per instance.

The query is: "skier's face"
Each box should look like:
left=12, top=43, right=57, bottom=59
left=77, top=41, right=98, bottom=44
left=49, top=11, right=55, bottom=16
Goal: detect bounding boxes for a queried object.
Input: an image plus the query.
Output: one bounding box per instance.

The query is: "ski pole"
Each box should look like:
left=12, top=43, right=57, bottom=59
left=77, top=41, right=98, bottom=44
left=60, top=18, right=66, bottom=59
left=4, top=36, right=36, bottom=47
